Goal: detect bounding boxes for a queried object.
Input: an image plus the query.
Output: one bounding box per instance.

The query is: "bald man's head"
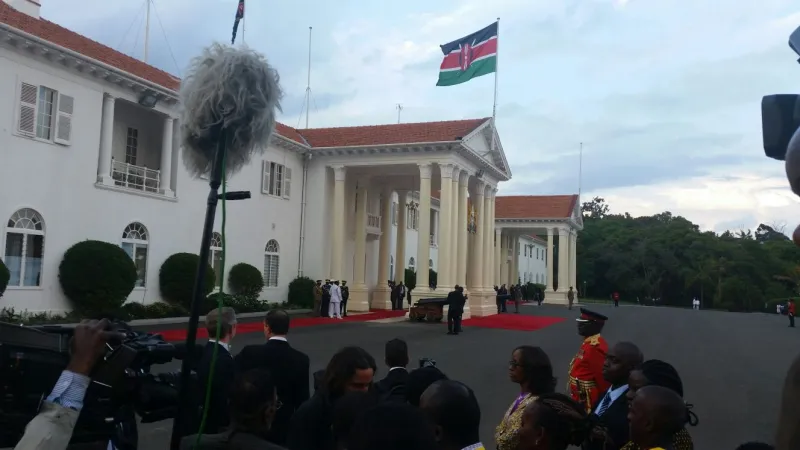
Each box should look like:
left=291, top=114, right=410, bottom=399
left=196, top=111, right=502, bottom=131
left=603, top=341, right=644, bottom=386
left=628, top=385, right=686, bottom=446
left=419, top=380, right=480, bottom=448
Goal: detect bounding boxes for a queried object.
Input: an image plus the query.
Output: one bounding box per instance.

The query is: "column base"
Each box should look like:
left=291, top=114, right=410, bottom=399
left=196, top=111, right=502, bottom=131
left=97, top=174, right=114, bottom=186
left=347, top=285, right=370, bottom=312
left=160, top=188, right=174, bottom=197
left=469, top=291, right=498, bottom=317
left=371, top=286, right=393, bottom=310
left=544, top=291, right=568, bottom=305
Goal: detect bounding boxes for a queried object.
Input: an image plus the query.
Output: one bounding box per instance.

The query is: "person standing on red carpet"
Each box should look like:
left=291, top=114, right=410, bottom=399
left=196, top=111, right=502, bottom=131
left=567, top=308, right=610, bottom=414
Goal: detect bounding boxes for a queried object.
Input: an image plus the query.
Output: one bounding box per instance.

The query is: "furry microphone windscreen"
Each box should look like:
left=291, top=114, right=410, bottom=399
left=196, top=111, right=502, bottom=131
left=179, top=43, right=283, bottom=178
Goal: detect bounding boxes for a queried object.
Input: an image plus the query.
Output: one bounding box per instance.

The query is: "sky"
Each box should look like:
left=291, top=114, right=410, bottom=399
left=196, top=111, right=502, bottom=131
left=40, top=0, right=800, bottom=233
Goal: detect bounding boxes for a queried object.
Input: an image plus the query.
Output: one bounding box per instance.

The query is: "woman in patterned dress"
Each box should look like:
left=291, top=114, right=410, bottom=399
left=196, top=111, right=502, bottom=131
left=516, top=393, right=591, bottom=450
left=620, top=360, right=698, bottom=450
left=495, top=346, right=557, bottom=450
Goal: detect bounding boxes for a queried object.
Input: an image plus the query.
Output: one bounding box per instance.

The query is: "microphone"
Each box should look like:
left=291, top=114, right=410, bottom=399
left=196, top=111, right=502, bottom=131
left=170, top=42, right=282, bottom=450
left=179, top=43, right=283, bottom=178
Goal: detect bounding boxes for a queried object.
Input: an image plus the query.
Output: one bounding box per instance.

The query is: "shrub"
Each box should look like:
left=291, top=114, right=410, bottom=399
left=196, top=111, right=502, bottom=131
left=228, top=263, right=264, bottom=300
left=58, top=240, right=138, bottom=314
left=205, top=292, right=268, bottom=313
left=429, top=269, right=438, bottom=289
left=121, top=302, right=148, bottom=320
left=0, top=258, right=9, bottom=298
left=159, top=253, right=215, bottom=309
left=404, top=268, right=417, bottom=291
left=287, top=276, right=315, bottom=308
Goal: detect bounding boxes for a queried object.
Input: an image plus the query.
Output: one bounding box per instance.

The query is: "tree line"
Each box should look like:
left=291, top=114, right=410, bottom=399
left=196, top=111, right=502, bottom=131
left=575, top=197, right=800, bottom=311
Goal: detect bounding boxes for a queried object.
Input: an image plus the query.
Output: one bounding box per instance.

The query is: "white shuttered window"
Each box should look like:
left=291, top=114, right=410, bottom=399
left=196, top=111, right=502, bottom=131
left=17, top=82, right=73, bottom=145
left=261, top=160, right=292, bottom=199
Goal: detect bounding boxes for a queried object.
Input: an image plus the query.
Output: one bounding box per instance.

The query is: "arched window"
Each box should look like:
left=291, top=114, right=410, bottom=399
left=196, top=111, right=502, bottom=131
left=408, top=257, right=415, bottom=270
left=121, top=222, right=149, bottom=287
left=210, top=232, right=223, bottom=289
left=264, top=239, right=280, bottom=287
left=389, top=255, right=394, bottom=279
left=5, top=208, right=45, bottom=287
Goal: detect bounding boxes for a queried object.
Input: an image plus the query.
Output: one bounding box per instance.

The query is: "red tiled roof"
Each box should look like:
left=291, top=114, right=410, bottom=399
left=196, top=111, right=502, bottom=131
left=495, top=195, right=578, bottom=219
left=0, top=2, right=180, bottom=90
left=0, top=4, right=485, bottom=148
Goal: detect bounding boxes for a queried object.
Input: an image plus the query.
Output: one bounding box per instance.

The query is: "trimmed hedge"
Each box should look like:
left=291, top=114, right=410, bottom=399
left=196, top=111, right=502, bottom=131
left=58, top=240, right=138, bottom=313
left=228, top=263, right=264, bottom=299
left=288, top=276, right=315, bottom=308
left=0, top=258, right=9, bottom=298
left=159, top=253, right=215, bottom=309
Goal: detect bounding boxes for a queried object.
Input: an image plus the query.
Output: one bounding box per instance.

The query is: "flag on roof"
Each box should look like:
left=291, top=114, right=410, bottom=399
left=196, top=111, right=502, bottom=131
left=231, top=0, right=245, bottom=45
left=436, top=22, right=498, bottom=87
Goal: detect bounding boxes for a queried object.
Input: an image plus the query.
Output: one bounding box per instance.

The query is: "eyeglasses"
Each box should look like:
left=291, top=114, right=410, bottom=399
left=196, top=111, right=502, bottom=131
left=509, top=361, right=521, bottom=368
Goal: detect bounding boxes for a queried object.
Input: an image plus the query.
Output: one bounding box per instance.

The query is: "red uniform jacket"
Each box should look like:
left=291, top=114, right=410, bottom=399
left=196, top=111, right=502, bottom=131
left=568, top=334, right=610, bottom=413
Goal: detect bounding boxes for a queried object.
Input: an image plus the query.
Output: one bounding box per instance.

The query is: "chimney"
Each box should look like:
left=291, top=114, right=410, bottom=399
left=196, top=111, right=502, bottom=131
left=3, top=0, right=41, bottom=18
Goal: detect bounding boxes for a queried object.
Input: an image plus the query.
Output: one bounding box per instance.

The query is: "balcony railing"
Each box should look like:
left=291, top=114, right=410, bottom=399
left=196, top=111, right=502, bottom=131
left=111, top=159, right=160, bottom=193
left=367, top=213, right=381, bottom=229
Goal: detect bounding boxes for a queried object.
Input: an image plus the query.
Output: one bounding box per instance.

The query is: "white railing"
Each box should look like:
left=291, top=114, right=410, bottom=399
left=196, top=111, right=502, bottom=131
left=429, top=234, right=437, bottom=246
left=367, top=213, right=381, bottom=229
left=111, top=159, right=160, bottom=193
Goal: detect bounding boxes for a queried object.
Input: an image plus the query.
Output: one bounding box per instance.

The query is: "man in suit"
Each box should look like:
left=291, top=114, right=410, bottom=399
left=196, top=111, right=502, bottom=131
left=583, top=341, right=644, bottom=450
left=193, top=307, right=238, bottom=435
left=375, top=338, right=410, bottom=402
left=341, top=281, right=350, bottom=317
left=235, top=309, right=311, bottom=446
left=446, top=285, right=466, bottom=335
left=321, top=280, right=332, bottom=317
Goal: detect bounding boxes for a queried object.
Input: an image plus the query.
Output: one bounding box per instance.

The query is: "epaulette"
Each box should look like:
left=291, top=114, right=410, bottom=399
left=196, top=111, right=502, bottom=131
left=586, top=334, right=601, bottom=346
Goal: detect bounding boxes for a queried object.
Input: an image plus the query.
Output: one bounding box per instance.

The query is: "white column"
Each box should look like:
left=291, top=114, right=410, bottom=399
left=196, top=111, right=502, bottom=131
left=546, top=228, right=554, bottom=292
left=417, top=163, right=432, bottom=289
left=494, top=228, right=502, bottom=287
left=482, top=186, right=493, bottom=291
left=449, top=169, right=459, bottom=286
left=510, top=234, right=519, bottom=285
left=457, top=172, right=469, bottom=286
left=353, top=183, right=368, bottom=286
left=558, top=228, right=569, bottom=292
left=570, top=231, right=578, bottom=291
left=97, top=94, right=115, bottom=185
left=395, top=191, right=408, bottom=283
left=160, top=116, right=174, bottom=196
left=437, top=163, right=454, bottom=290
left=469, top=182, right=485, bottom=292
left=373, top=187, right=393, bottom=309
left=331, top=166, right=347, bottom=281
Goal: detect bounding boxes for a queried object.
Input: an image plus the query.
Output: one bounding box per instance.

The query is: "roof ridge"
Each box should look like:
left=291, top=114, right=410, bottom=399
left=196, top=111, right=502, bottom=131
left=299, top=117, right=490, bottom=132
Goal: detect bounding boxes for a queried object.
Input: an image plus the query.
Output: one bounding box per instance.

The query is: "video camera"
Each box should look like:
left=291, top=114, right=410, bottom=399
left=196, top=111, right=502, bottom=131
left=761, top=25, right=800, bottom=161
left=0, top=321, right=194, bottom=450
left=419, top=357, right=437, bottom=368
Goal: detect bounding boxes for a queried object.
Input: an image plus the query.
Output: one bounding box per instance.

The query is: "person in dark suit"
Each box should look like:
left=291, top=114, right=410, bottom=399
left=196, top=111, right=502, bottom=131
left=446, top=285, right=466, bottom=335
left=322, top=280, right=332, bottom=317
left=235, top=309, right=310, bottom=446
left=341, top=281, right=350, bottom=317
left=375, top=338, right=409, bottom=402
left=583, top=342, right=643, bottom=450
left=192, top=307, right=238, bottom=435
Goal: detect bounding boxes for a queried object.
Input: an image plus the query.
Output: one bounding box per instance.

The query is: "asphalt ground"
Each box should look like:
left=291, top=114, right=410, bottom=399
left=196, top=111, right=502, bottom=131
left=135, top=303, right=798, bottom=449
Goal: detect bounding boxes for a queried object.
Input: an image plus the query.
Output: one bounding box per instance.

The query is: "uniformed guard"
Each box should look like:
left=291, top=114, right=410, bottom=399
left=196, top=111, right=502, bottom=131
left=568, top=308, right=611, bottom=413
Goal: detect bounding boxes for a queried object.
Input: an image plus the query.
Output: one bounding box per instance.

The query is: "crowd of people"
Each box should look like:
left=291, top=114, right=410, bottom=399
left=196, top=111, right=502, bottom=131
left=12, top=305, right=800, bottom=450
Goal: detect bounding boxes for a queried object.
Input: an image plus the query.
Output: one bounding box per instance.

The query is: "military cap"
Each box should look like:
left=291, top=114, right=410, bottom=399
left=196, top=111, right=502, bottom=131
left=576, top=308, right=608, bottom=323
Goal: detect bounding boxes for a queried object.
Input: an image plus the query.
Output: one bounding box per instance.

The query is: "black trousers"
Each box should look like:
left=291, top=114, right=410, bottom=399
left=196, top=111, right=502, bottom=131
left=321, top=297, right=330, bottom=317
left=341, top=299, right=348, bottom=316
left=790, top=314, right=795, bottom=327
left=447, top=311, right=462, bottom=333
left=392, top=294, right=402, bottom=310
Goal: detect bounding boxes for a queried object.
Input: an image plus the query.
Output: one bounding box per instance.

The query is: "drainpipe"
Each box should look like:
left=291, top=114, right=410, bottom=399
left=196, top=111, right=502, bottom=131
left=297, top=152, right=311, bottom=277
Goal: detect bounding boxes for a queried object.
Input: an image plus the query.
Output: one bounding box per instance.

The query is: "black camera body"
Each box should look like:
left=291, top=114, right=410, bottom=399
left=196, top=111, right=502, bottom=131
left=0, top=322, right=185, bottom=449
left=419, top=357, right=437, bottom=368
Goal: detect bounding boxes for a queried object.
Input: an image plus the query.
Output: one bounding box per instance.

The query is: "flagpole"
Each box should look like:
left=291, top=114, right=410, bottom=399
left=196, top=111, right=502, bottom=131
left=578, top=142, right=583, bottom=196
left=491, top=17, right=500, bottom=152
left=305, top=26, right=312, bottom=129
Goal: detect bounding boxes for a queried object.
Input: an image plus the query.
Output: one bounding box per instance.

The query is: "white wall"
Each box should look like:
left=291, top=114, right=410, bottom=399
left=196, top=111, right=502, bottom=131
left=516, top=236, right=547, bottom=285
left=0, top=47, right=303, bottom=312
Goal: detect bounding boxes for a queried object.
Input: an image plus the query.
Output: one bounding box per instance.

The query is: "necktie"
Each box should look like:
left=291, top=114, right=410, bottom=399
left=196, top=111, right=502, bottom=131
left=596, top=392, right=612, bottom=416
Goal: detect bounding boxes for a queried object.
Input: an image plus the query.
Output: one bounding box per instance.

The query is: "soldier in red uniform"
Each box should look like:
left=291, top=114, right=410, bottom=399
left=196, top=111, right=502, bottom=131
left=568, top=308, right=611, bottom=413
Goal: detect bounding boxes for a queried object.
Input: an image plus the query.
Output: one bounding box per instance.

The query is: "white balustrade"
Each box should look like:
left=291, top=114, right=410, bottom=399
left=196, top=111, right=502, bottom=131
left=111, top=159, right=160, bottom=193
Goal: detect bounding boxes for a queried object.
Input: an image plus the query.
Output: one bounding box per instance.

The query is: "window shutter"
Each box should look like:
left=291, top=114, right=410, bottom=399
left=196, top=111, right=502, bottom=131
left=18, top=83, right=37, bottom=136
left=54, top=93, right=74, bottom=145
left=261, top=161, right=270, bottom=194
left=283, top=167, right=292, bottom=199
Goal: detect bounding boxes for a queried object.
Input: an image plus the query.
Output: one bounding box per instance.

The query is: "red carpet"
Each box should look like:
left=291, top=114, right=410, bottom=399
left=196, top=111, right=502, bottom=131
left=461, top=313, right=565, bottom=331
left=158, top=309, right=406, bottom=342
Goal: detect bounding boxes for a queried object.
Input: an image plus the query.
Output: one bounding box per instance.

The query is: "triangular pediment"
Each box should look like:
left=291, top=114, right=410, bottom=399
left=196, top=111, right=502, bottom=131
left=461, top=119, right=512, bottom=178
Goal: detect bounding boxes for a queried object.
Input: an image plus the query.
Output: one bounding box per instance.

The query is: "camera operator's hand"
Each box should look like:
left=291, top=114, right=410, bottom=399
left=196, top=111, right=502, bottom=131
left=66, top=319, right=123, bottom=376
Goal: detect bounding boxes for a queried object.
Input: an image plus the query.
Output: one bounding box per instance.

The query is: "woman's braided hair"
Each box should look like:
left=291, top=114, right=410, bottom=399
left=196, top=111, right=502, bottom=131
left=533, top=393, right=591, bottom=448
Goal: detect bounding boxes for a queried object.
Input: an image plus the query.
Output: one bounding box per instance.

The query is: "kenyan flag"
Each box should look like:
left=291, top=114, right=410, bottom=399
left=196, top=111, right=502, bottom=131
left=436, top=22, right=498, bottom=87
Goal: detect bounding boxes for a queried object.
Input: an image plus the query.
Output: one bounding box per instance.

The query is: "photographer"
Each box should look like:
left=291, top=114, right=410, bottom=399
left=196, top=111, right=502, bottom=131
left=14, top=319, right=124, bottom=450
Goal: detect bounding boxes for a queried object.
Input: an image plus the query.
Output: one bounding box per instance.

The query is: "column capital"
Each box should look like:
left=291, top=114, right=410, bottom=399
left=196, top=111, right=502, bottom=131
left=419, top=163, right=433, bottom=179
left=163, top=115, right=174, bottom=124
left=103, top=93, right=116, bottom=103
left=557, top=226, right=569, bottom=235
left=439, top=162, right=455, bottom=179
left=459, top=170, right=469, bottom=185
left=450, top=164, right=461, bottom=179
left=331, top=165, right=347, bottom=181
left=473, top=179, right=486, bottom=194
left=547, top=227, right=554, bottom=236
left=495, top=227, right=502, bottom=236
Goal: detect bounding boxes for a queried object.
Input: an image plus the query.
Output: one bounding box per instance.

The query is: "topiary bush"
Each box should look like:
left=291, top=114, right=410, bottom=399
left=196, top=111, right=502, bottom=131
left=159, top=253, right=215, bottom=309
left=0, top=258, right=9, bottom=298
left=287, top=276, right=315, bottom=308
left=228, top=263, right=264, bottom=300
left=59, top=240, right=138, bottom=314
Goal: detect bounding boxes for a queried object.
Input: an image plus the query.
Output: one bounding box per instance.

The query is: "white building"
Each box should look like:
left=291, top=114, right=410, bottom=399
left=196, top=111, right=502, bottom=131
left=516, top=235, right=548, bottom=286
left=0, top=0, right=582, bottom=314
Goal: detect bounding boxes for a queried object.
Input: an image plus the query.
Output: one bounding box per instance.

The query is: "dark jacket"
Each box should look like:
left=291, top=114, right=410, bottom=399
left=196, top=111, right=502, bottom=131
left=181, top=430, right=287, bottom=450
left=193, top=341, right=236, bottom=435
left=286, top=391, right=336, bottom=450
left=583, top=388, right=630, bottom=450
left=447, top=291, right=466, bottom=314
left=234, top=338, right=310, bottom=446
left=375, top=368, right=409, bottom=402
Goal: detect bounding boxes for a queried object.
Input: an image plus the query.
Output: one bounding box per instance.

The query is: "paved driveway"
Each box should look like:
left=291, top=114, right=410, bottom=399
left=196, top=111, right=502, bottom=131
left=136, top=303, right=797, bottom=449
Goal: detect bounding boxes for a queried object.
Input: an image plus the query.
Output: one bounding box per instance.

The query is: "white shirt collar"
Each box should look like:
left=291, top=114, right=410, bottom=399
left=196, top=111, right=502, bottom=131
left=595, top=384, right=628, bottom=414
left=269, top=336, right=288, bottom=342
left=388, top=366, right=407, bottom=372
left=208, top=339, right=230, bottom=352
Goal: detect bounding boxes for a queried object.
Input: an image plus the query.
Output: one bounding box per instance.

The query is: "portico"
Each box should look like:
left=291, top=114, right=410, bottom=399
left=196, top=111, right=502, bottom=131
left=494, top=195, right=583, bottom=304
left=301, top=118, right=511, bottom=317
